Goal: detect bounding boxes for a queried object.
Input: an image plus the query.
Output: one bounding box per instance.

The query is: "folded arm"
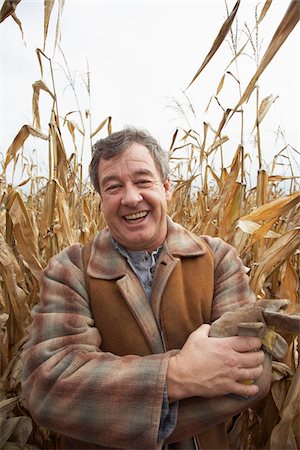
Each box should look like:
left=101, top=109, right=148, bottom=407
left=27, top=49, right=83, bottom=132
left=21, top=244, right=172, bottom=450
left=165, top=236, right=271, bottom=442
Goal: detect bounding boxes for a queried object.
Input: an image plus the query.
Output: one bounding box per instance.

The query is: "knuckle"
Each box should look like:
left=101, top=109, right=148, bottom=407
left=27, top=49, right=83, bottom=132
left=246, top=336, right=262, bottom=351
left=250, top=365, right=263, bottom=379
left=256, top=364, right=264, bottom=377
left=224, top=355, right=238, bottom=368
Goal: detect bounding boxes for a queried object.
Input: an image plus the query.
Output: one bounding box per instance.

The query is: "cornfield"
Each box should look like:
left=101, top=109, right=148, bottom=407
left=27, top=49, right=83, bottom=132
left=0, top=1, right=299, bottom=449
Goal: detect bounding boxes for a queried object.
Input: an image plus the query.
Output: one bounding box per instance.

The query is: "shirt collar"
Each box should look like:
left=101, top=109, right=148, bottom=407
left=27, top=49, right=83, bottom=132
left=112, top=238, right=162, bottom=260
left=86, top=216, right=207, bottom=279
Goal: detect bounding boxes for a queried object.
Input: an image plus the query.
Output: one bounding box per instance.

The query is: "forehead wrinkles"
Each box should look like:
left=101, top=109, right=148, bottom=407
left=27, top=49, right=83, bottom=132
left=99, top=149, right=160, bottom=184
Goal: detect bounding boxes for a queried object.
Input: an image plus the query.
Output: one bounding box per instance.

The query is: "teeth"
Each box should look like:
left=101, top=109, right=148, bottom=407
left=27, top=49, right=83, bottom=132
left=125, top=211, right=148, bottom=220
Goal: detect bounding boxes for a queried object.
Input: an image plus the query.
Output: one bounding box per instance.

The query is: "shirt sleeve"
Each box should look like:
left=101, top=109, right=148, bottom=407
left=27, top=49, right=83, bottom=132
left=158, top=387, right=178, bottom=441
left=200, top=235, right=256, bottom=321
left=21, top=243, right=175, bottom=450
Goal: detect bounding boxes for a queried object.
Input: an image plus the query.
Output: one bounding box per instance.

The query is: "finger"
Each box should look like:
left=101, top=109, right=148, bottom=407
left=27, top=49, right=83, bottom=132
left=232, top=354, right=272, bottom=399
left=237, top=364, right=264, bottom=382
left=238, top=350, right=265, bottom=368
left=228, top=335, right=262, bottom=352
left=231, top=381, right=260, bottom=398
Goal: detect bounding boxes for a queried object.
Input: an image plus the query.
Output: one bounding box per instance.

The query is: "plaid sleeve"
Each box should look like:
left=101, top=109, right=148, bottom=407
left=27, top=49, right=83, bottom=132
left=21, top=244, right=172, bottom=450
left=164, top=237, right=261, bottom=444
left=201, top=235, right=256, bottom=321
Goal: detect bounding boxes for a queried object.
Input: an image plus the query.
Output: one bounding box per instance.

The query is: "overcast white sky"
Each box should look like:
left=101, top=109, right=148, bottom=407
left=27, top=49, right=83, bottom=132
left=1, top=0, right=299, bottom=182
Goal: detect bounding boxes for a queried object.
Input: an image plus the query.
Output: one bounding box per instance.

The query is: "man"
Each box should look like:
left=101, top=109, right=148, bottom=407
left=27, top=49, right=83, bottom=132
left=21, top=127, right=271, bottom=450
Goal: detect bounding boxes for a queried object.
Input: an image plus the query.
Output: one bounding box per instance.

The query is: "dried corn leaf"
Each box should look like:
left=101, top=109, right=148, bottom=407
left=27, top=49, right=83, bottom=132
left=240, top=191, right=300, bottom=221
left=269, top=364, right=300, bottom=449
left=253, top=95, right=278, bottom=130
left=226, top=71, right=240, bottom=85
left=216, top=73, right=225, bottom=96
left=43, top=0, right=55, bottom=50
left=269, top=175, right=300, bottom=182
left=186, top=0, right=241, bottom=89
left=237, top=219, right=280, bottom=238
left=40, top=180, right=57, bottom=238
left=203, top=146, right=242, bottom=236
left=32, top=80, right=55, bottom=129
left=0, top=236, right=26, bottom=284
left=35, top=48, right=51, bottom=79
left=256, top=169, right=269, bottom=207
left=0, top=312, right=9, bottom=328
left=53, top=0, right=65, bottom=52
left=32, top=80, right=55, bottom=99
left=206, top=165, right=221, bottom=189
left=57, top=188, right=76, bottom=245
left=0, top=0, right=21, bottom=22
left=1, top=268, right=30, bottom=345
left=207, top=135, right=229, bottom=155
left=66, top=121, right=76, bottom=151
left=271, top=378, right=291, bottom=415
left=250, top=229, right=300, bottom=294
left=91, top=116, right=112, bottom=139
left=278, top=260, right=299, bottom=311
left=1, top=416, right=32, bottom=448
left=5, top=191, right=44, bottom=279
left=0, top=337, right=9, bottom=376
left=214, top=108, right=232, bottom=141
left=200, top=122, right=208, bottom=158
left=67, top=153, right=78, bottom=191
left=251, top=218, right=278, bottom=243
left=219, top=182, right=243, bottom=240
left=36, top=49, right=44, bottom=78
left=0, top=398, right=18, bottom=427
left=180, top=129, right=199, bottom=143
left=66, top=118, right=84, bottom=136
left=272, top=361, right=294, bottom=381
left=169, top=129, right=179, bottom=152
left=10, top=10, right=24, bottom=39
left=235, top=0, right=300, bottom=108
left=16, top=178, right=30, bottom=188
left=204, top=96, right=214, bottom=114
left=258, top=0, right=273, bottom=25
left=224, top=38, right=250, bottom=71
left=4, top=125, right=48, bottom=169
left=5, top=350, right=24, bottom=394
left=0, top=395, right=18, bottom=411
left=49, top=113, right=68, bottom=191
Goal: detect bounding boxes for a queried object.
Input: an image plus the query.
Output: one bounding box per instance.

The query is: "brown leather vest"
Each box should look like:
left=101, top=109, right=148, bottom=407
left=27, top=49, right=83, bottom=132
left=61, top=238, right=230, bottom=450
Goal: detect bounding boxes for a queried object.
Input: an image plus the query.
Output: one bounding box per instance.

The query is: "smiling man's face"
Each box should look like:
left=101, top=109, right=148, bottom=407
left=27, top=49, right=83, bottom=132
left=98, top=142, right=172, bottom=252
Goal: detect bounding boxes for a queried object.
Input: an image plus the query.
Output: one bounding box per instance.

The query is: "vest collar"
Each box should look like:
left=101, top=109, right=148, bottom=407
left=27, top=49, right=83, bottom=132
left=86, top=216, right=206, bottom=280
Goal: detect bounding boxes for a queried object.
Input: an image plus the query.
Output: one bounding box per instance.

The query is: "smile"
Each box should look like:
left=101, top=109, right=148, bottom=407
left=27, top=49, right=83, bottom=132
left=124, top=211, right=148, bottom=223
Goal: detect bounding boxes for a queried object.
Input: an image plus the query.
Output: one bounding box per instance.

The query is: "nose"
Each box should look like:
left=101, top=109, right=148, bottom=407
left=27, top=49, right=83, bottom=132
left=121, top=184, right=143, bottom=207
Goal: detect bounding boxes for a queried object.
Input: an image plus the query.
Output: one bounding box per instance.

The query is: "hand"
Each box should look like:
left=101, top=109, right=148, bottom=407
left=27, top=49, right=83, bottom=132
left=167, top=324, right=264, bottom=402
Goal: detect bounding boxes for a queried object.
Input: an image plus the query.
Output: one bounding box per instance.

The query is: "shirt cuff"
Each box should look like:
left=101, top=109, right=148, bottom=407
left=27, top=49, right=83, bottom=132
left=158, top=385, right=179, bottom=442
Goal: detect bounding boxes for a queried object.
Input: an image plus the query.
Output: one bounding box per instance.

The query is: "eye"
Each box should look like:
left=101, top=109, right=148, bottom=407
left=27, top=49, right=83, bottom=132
left=136, top=179, right=152, bottom=187
left=105, top=184, right=122, bottom=193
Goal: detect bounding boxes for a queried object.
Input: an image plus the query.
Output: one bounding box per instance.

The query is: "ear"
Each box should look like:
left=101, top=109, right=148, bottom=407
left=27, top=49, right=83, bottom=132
left=163, top=177, right=172, bottom=201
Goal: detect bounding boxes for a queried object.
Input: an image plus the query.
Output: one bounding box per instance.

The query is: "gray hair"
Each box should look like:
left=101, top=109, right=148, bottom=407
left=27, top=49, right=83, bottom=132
left=90, top=127, right=169, bottom=193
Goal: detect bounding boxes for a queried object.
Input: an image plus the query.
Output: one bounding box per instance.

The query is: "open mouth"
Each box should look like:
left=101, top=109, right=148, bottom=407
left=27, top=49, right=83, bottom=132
left=123, top=211, right=149, bottom=224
